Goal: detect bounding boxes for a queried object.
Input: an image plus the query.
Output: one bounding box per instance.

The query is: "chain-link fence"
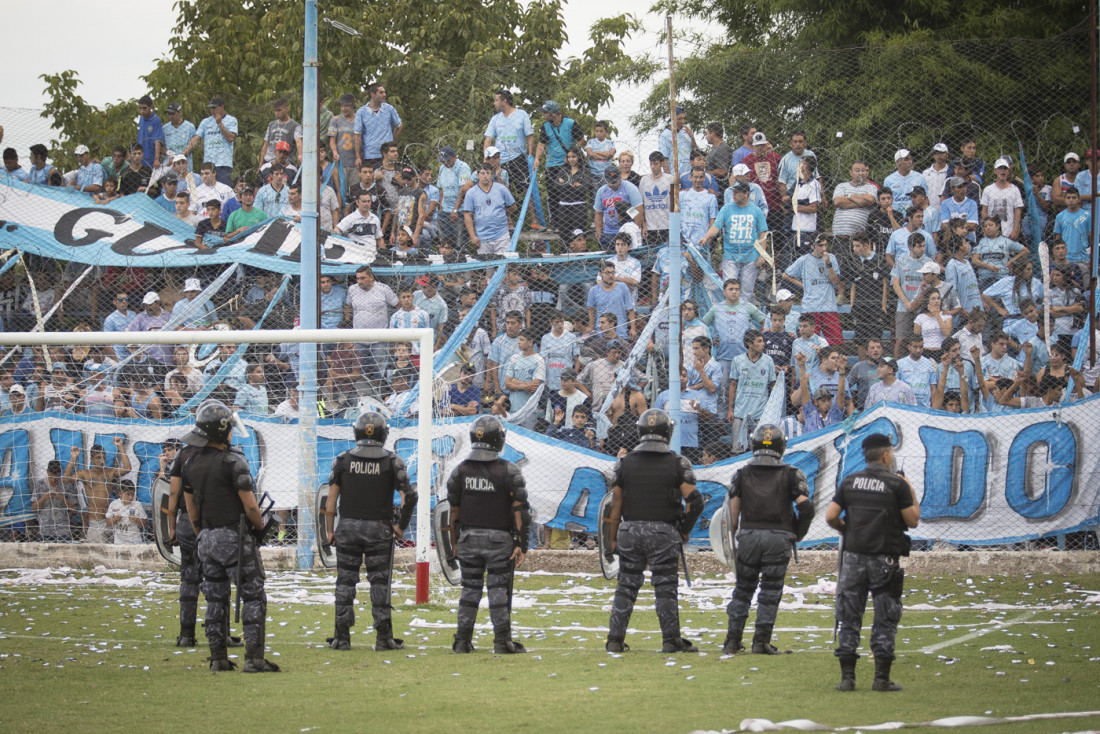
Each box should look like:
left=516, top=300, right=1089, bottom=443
left=0, top=28, right=1097, bottom=556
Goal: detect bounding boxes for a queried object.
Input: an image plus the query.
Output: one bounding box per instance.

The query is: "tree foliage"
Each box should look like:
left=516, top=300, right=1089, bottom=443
left=635, top=0, right=1091, bottom=179
left=41, top=0, right=643, bottom=173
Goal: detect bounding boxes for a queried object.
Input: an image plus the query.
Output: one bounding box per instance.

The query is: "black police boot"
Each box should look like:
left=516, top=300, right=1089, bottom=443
left=208, top=648, right=236, bottom=672
left=872, top=657, right=902, bottom=691
left=721, top=627, right=745, bottom=654
left=176, top=625, right=196, bottom=647
left=835, top=655, right=857, bottom=692
left=751, top=627, right=779, bottom=655
left=452, top=631, right=475, bottom=654
left=242, top=645, right=281, bottom=673
left=326, top=629, right=350, bottom=651
left=662, top=636, right=699, bottom=653
left=605, top=639, right=630, bottom=653
left=494, top=635, right=526, bottom=654
left=375, top=621, right=405, bottom=651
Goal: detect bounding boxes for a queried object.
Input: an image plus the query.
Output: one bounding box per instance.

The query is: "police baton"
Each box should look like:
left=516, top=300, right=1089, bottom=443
left=234, top=514, right=246, bottom=624
left=678, top=542, right=692, bottom=588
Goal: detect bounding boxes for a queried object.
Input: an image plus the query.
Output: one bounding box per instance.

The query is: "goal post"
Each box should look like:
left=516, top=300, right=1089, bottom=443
left=0, top=327, right=436, bottom=602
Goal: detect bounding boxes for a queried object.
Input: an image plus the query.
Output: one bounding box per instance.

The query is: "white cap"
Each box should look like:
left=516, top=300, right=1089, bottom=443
left=484, top=146, right=501, bottom=158
left=932, top=142, right=949, bottom=153
left=894, top=148, right=911, bottom=161
left=74, top=144, right=90, bottom=155
left=142, top=291, right=161, bottom=305
left=1065, top=152, right=1080, bottom=162
left=731, top=163, right=751, bottom=176
left=994, top=157, right=1011, bottom=169
left=172, top=154, right=187, bottom=164
left=775, top=288, right=795, bottom=301
left=751, top=132, right=768, bottom=146
left=919, top=261, right=941, bottom=274
left=183, top=278, right=201, bottom=292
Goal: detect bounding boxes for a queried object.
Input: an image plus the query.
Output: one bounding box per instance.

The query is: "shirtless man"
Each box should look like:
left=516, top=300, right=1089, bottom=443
left=64, top=437, right=131, bottom=543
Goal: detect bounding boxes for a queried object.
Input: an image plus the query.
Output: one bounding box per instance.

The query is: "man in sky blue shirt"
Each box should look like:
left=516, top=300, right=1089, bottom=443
left=700, top=181, right=769, bottom=297
left=658, top=106, right=695, bottom=178
left=354, top=82, right=402, bottom=166
left=592, top=166, right=643, bottom=250
left=462, top=164, right=516, bottom=254
left=136, top=96, right=165, bottom=169
left=587, top=260, right=637, bottom=341
left=483, top=89, right=543, bottom=228
left=162, top=102, right=196, bottom=169
left=783, top=234, right=842, bottom=345
left=319, top=274, right=348, bottom=330
left=883, top=148, right=928, bottom=213
left=185, top=96, right=238, bottom=186
left=436, top=146, right=472, bottom=248
left=680, top=168, right=719, bottom=246
left=70, top=144, right=104, bottom=194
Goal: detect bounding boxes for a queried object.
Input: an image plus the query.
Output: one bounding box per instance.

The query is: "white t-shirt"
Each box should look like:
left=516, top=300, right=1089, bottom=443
left=106, top=498, right=147, bottom=544
left=980, top=183, right=1024, bottom=236
left=791, top=179, right=822, bottom=232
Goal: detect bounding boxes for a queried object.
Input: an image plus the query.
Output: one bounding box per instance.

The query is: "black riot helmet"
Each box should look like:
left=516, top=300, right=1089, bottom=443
left=186, top=399, right=234, bottom=446
left=636, top=408, right=673, bottom=452
left=750, top=424, right=787, bottom=465
left=469, top=415, right=506, bottom=461
left=354, top=411, right=388, bottom=446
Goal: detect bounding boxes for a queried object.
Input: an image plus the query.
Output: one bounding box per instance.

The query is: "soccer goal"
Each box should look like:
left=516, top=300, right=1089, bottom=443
left=0, top=327, right=443, bottom=600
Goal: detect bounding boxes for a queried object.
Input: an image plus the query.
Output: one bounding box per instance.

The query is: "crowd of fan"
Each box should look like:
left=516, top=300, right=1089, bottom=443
left=1, top=88, right=1098, bottom=543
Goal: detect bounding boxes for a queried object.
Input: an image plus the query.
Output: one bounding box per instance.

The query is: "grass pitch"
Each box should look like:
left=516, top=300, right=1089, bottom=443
left=0, top=566, right=1097, bottom=733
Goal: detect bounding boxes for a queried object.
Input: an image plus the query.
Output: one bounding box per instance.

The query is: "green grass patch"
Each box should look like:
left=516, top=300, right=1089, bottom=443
left=0, top=569, right=1097, bottom=733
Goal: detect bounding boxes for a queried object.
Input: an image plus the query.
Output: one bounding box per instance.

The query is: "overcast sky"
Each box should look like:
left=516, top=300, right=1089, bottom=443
left=1, top=0, right=684, bottom=110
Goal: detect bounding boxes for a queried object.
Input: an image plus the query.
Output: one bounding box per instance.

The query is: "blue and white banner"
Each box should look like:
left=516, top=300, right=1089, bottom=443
left=1, top=395, right=1097, bottom=546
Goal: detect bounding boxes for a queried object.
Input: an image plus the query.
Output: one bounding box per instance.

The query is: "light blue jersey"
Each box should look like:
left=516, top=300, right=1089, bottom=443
left=462, top=182, right=516, bottom=241
left=785, top=253, right=840, bottom=312
left=163, top=119, right=196, bottom=168
left=701, top=301, right=765, bottom=361
left=484, top=109, right=534, bottom=164
left=713, top=202, right=768, bottom=263
left=730, top=352, right=776, bottom=420
left=353, top=103, right=401, bottom=160
left=679, top=189, right=718, bottom=245
left=195, top=113, right=239, bottom=168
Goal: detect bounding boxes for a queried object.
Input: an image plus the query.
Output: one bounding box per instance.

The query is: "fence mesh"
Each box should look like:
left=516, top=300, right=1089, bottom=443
left=0, top=26, right=1097, bottom=556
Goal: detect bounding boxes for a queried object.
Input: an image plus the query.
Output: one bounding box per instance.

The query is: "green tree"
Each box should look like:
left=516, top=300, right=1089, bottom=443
left=41, top=0, right=643, bottom=176
left=635, top=0, right=1090, bottom=181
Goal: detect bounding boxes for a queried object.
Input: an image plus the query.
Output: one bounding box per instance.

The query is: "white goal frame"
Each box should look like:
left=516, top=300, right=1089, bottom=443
left=0, top=328, right=436, bottom=598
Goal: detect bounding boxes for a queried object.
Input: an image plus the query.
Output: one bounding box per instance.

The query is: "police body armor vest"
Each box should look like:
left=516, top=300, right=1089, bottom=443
left=336, top=451, right=397, bottom=521
left=170, top=445, right=201, bottom=516
left=186, top=447, right=245, bottom=529
left=619, top=452, right=683, bottom=524
left=842, top=466, right=909, bottom=556
left=454, top=459, right=514, bottom=531
left=738, top=465, right=795, bottom=532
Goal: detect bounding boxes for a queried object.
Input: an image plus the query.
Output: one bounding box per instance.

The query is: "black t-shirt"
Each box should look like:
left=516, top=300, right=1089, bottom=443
left=118, top=165, right=152, bottom=195
left=762, top=329, right=794, bottom=368
left=849, top=252, right=890, bottom=310
left=865, top=208, right=898, bottom=255
left=195, top=217, right=226, bottom=242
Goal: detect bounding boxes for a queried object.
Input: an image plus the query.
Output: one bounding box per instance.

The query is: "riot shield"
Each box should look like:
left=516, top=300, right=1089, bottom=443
left=151, top=477, right=181, bottom=566
left=432, top=499, right=461, bottom=585
left=315, top=485, right=337, bottom=569
left=708, top=501, right=737, bottom=571
left=597, top=491, right=619, bottom=580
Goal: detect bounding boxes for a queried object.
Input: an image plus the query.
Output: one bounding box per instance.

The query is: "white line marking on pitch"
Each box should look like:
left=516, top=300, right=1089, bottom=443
left=920, top=610, right=1037, bottom=654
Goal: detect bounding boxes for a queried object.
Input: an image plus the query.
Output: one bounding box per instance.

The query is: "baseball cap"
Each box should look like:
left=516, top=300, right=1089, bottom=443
left=894, top=148, right=911, bottom=161
left=731, top=181, right=750, bottom=193
left=932, top=142, right=949, bottom=153
left=1087, top=149, right=1099, bottom=159
left=674, top=105, right=684, bottom=115
left=484, top=146, right=501, bottom=158
left=9, top=384, right=24, bottom=395
left=74, top=144, right=90, bottom=155
left=241, top=185, right=255, bottom=195
left=416, top=276, right=431, bottom=286
left=207, top=96, right=225, bottom=108
left=731, top=163, right=750, bottom=177
left=948, top=176, right=966, bottom=188
left=541, top=100, right=561, bottom=114
left=161, top=172, right=178, bottom=182
left=399, top=165, right=416, bottom=178
left=604, top=165, right=621, bottom=180
left=142, top=291, right=161, bottom=305
left=952, top=158, right=972, bottom=170
left=648, top=151, right=666, bottom=162
left=752, top=131, right=768, bottom=146
left=52, top=362, right=67, bottom=372
left=172, top=154, right=187, bottom=164
left=275, top=140, right=291, bottom=152
left=813, top=387, right=833, bottom=401
left=994, top=157, right=1011, bottom=169
left=438, top=146, right=456, bottom=162
left=775, top=288, right=795, bottom=301
left=183, top=277, right=201, bottom=292
left=560, top=368, right=578, bottom=381
left=910, top=185, right=926, bottom=196
left=570, top=228, right=587, bottom=240
left=338, top=93, right=356, bottom=105
left=401, top=225, right=415, bottom=239
left=919, top=261, right=942, bottom=274
left=166, top=102, right=182, bottom=114
left=1065, top=152, right=1080, bottom=162
left=606, top=339, right=625, bottom=351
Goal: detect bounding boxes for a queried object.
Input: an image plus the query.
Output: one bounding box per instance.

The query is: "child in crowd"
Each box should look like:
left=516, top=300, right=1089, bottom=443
left=106, top=480, right=147, bottom=545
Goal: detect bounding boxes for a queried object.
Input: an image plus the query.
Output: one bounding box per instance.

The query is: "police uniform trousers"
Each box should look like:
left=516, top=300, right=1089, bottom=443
left=456, top=528, right=515, bottom=640
left=175, top=512, right=202, bottom=632
left=727, top=528, right=793, bottom=637
left=198, top=527, right=267, bottom=654
left=834, top=550, right=904, bottom=661
left=334, top=517, right=395, bottom=637
left=608, top=521, right=682, bottom=643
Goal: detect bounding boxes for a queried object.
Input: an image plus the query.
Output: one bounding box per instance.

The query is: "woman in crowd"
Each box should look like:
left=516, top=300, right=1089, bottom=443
left=548, top=146, right=593, bottom=235
left=913, top=289, right=953, bottom=362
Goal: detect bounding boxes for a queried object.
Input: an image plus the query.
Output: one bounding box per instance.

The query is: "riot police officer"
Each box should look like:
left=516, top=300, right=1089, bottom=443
left=723, top=424, right=814, bottom=655
left=825, top=433, right=919, bottom=692
left=324, top=411, right=417, bottom=651
left=605, top=408, right=704, bottom=653
left=182, top=400, right=280, bottom=673
left=167, top=436, right=203, bottom=647
left=444, top=415, right=530, bottom=654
